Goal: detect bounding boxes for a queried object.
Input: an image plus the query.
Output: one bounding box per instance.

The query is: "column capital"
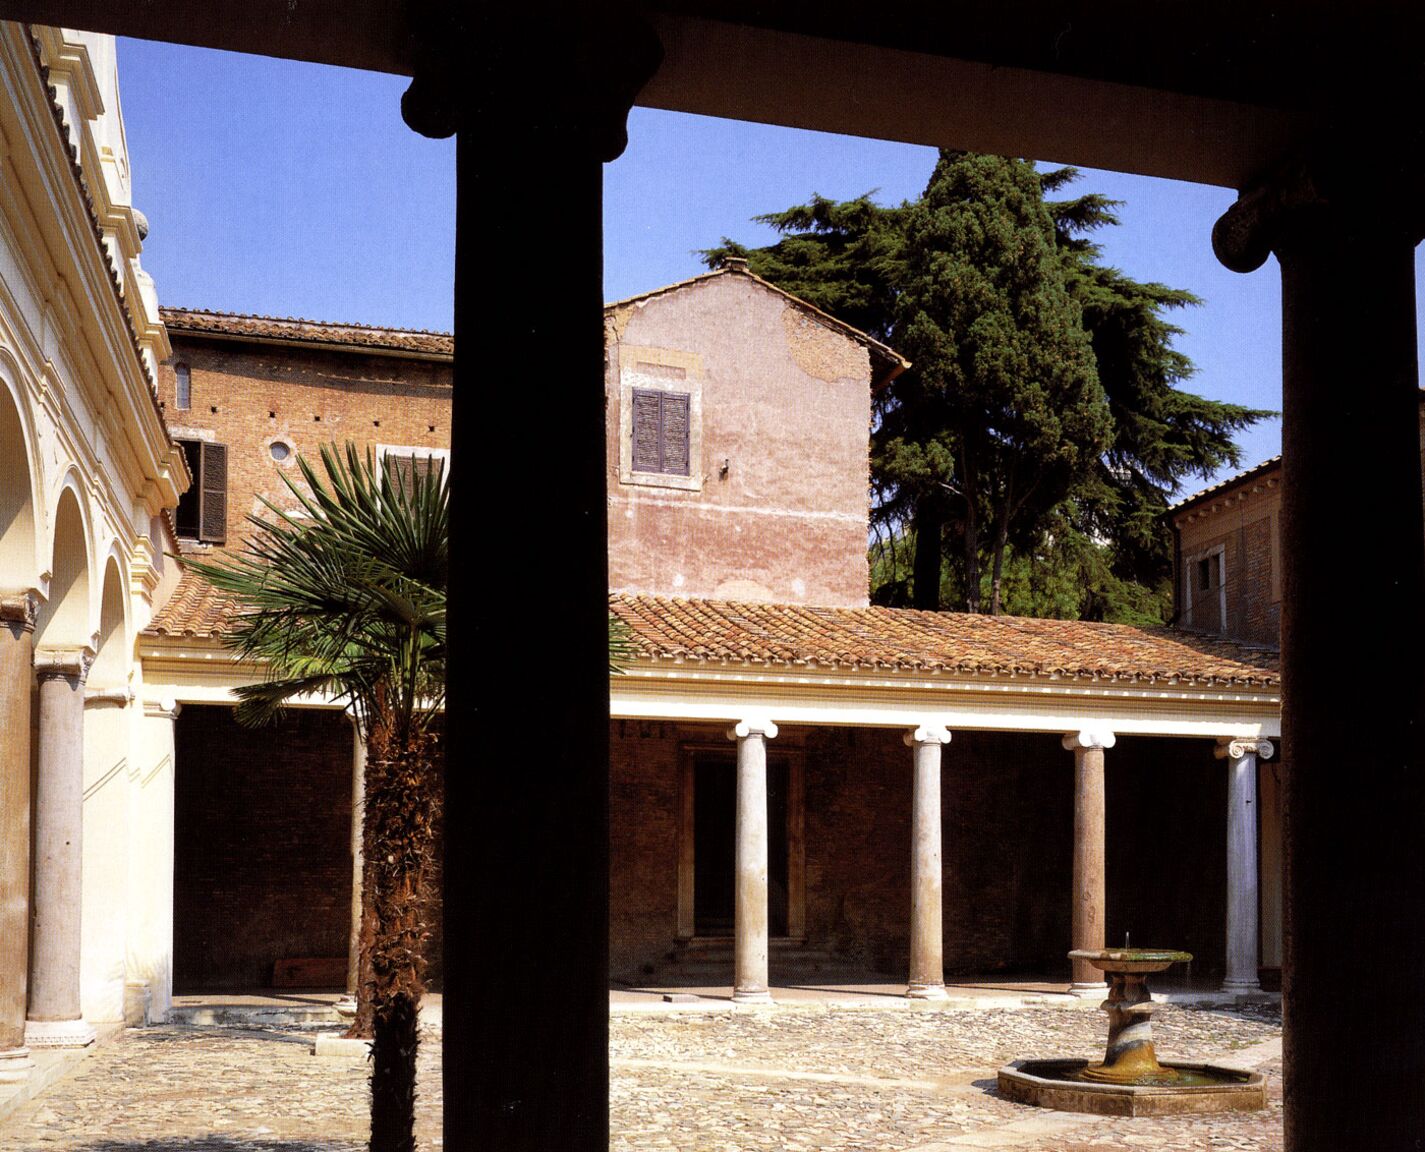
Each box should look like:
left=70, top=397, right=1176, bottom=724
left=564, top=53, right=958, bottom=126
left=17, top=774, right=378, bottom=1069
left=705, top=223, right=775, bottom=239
left=1213, top=150, right=1425, bottom=274
left=1063, top=729, right=1115, bottom=752
left=1216, top=737, right=1275, bottom=762
left=425, top=5, right=663, bottom=159
left=727, top=717, right=778, bottom=741
left=0, top=592, right=40, bottom=632
left=904, top=724, right=951, bottom=747
left=33, top=646, right=94, bottom=683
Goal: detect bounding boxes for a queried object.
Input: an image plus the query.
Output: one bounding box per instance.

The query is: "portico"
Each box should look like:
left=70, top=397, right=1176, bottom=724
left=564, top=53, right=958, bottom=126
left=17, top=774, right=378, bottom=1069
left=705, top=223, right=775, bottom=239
left=609, top=595, right=1281, bottom=999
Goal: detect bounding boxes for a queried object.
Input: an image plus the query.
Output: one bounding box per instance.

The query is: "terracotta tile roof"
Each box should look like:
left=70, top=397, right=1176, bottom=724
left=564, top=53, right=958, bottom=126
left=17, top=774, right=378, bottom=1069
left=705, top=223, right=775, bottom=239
left=1170, top=456, right=1283, bottom=514
left=149, top=577, right=1277, bottom=687
left=610, top=594, right=1279, bottom=686
left=146, top=568, right=240, bottom=639
left=159, top=307, right=455, bottom=359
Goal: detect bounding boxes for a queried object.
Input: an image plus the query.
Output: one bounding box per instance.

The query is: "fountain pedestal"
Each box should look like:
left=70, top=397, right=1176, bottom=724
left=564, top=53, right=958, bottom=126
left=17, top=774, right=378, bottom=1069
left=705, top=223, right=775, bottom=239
left=996, top=947, right=1267, bottom=1115
left=1069, top=948, right=1188, bottom=1085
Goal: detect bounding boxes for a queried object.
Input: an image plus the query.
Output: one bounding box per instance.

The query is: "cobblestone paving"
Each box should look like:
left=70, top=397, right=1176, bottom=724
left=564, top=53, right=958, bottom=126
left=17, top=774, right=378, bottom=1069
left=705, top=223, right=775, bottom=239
left=0, top=1024, right=442, bottom=1151
left=609, top=1001, right=1283, bottom=1151
left=0, top=1002, right=1281, bottom=1151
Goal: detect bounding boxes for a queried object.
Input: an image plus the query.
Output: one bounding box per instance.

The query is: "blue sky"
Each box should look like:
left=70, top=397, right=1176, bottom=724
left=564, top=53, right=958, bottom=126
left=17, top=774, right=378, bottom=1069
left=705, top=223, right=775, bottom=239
left=119, top=40, right=1425, bottom=490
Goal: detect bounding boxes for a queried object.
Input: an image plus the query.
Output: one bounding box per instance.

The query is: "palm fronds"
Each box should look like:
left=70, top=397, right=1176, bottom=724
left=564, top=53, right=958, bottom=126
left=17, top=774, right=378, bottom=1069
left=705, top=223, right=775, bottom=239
left=184, top=442, right=448, bottom=741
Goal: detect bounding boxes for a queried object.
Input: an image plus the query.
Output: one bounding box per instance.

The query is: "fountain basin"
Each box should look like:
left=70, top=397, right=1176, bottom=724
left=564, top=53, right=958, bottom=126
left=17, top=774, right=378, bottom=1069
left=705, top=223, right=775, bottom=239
left=997, top=1058, right=1266, bottom=1117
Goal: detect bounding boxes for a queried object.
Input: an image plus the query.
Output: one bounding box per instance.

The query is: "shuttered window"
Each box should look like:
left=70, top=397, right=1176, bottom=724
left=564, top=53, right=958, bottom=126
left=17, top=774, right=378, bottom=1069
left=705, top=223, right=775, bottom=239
left=631, top=389, right=691, bottom=477
left=174, top=438, right=228, bottom=544
left=383, top=452, right=437, bottom=493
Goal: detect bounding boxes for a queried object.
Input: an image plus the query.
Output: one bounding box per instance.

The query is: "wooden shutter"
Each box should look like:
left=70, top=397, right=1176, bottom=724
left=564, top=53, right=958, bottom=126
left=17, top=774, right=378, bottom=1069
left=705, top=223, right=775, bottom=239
left=631, top=388, right=691, bottom=476
left=198, top=441, right=227, bottom=544
left=661, top=392, right=690, bottom=476
left=631, top=389, right=662, bottom=473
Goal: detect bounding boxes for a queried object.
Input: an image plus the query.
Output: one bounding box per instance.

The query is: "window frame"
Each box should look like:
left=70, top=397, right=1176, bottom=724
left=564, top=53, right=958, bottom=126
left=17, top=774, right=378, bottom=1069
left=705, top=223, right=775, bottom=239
left=1184, top=544, right=1227, bottom=633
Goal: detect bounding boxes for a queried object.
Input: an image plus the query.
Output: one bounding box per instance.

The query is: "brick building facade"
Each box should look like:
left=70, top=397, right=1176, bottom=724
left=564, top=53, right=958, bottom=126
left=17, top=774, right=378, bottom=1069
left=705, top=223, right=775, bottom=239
left=147, top=310, right=453, bottom=993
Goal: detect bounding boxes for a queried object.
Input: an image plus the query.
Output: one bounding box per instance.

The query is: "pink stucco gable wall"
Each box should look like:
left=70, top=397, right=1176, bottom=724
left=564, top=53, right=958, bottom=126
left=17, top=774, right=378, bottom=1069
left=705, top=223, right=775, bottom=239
left=605, top=270, right=872, bottom=607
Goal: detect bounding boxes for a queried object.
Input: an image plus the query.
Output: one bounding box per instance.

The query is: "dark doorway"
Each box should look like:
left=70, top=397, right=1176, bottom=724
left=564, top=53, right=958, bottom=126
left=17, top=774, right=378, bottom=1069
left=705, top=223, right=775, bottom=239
left=692, top=753, right=789, bottom=936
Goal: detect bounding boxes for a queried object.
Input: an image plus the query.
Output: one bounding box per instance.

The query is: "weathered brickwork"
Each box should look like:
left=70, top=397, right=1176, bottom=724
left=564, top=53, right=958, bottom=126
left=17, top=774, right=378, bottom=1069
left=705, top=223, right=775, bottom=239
left=1175, top=479, right=1280, bottom=645
left=157, top=334, right=452, bottom=547
left=608, top=723, right=1227, bottom=982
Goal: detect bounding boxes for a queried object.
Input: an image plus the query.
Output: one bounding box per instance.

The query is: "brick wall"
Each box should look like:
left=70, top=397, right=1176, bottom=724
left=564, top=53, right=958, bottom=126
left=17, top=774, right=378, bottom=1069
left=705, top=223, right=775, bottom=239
left=174, top=704, right=354, bottom=991
left=609, top=723, right=1228, bottom=982
left=173, top=705, right=446, bottom=991
left=157, top=336, right=452, bottom=549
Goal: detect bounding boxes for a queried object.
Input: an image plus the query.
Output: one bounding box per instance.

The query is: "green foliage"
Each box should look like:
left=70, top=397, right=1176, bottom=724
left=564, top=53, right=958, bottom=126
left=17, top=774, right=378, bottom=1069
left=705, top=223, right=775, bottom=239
left=609, top=612, right=636, bottom=674
left=708, top=152, right=1272, bottom=617
left=183, top=443, right=447, bottom=741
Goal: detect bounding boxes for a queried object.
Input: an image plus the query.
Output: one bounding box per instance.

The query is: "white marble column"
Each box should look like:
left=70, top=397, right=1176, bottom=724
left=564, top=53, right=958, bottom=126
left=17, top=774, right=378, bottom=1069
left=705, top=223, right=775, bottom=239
left=727, top=718, right=777, bottom=1004
left=0, top=594, right=38, bottom=1082
left=1064, top=729, right=1115, bottom=995
left=1216, top=737, right=1273, bottom=994
left=905, top=725, right=950, bottom=999
left=337, top=717, right=367, bottom=1018
left=26, top=647, right=97, bottom=1048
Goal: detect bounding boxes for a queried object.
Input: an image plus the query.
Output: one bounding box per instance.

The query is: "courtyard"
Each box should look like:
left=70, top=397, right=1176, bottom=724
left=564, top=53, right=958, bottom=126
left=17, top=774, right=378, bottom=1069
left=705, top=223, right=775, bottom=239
left=0, top=995, right=1282, bottom=1151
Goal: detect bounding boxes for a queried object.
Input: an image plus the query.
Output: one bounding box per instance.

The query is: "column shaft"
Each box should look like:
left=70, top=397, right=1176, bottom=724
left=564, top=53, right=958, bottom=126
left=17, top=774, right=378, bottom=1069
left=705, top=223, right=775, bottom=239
left=27, top=654, right=94, bottom=1047
left=733, top=727, right=771, bottom=1003
left=1277, top=214, right=1425, bottom=1151
left=1070, top=742, right=1107, bottom=990
left=906, top=728, right=948, bottom=998
left=345, top=724, right=367, bottom=999
left=0, top=599, right=35, bottom=1080
left=1223, top=750, right=1261, bottom=992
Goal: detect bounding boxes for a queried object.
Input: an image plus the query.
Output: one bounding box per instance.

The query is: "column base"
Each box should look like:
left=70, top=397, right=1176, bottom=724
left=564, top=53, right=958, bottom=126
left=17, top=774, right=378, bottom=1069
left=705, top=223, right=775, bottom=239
left=732, top=988, right=773, bottom=1005
left=906, top=982, right=949, bottom=1000
left=334, top=996, right=358, bottom=1020
left=1220, top=978, right=1263, bottom=996
left=0, top=1046, right=35, bottom=1083
left=24, top=1018, right=96, bottom=1049
left=1068, top=981, right=1108, bottom=999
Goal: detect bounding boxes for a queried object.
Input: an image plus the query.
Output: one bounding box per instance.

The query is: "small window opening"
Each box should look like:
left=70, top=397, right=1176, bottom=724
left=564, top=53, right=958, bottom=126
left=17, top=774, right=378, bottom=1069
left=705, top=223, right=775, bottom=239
left=174, top=362, right=191, bottom=410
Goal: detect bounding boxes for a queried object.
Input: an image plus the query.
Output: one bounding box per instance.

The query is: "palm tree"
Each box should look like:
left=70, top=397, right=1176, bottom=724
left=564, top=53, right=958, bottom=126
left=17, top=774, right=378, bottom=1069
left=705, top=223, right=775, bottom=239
left=185, top=442, right=446, bottom=1152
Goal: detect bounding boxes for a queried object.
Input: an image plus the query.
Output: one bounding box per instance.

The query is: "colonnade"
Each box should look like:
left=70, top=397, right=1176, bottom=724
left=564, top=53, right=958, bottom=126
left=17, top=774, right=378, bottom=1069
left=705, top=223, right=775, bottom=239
left=721, top=718, right=1273, bottom=1002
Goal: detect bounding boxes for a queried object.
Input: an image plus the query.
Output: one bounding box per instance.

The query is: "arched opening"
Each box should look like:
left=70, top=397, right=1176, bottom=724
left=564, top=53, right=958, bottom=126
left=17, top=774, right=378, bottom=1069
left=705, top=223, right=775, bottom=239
left=35, top=485, right=92, bottom=650
left=0, top=381, right=37, bottom=590
left=89, top=557, right=129, bottom=691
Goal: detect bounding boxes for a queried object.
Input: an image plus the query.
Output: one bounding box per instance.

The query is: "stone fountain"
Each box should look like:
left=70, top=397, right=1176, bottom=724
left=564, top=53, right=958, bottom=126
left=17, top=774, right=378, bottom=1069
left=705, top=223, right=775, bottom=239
left=997, top=948, right=1266, bottom=1116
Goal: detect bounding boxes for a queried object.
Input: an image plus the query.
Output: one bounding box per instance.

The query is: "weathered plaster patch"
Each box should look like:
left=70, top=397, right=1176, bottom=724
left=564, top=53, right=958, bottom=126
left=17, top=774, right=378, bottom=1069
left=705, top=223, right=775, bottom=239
left=781, top=304, right=869, bottom=384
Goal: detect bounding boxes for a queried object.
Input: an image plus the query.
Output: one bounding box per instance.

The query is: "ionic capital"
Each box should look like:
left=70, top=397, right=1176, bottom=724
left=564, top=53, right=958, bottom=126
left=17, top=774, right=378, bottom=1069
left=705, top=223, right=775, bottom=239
left=1062, top=729, right=1116, bottom=752
left=727, top=717, right=779, bottom=741
left=1214, top=151, right=1425, bottom=274
left=904, top=724, right=951, bottom=747
left=0, top=592, right=40, bottom=632
left=33, top=645, right=94, bottom=684
left=1215, top=737, right=1275, bottom=762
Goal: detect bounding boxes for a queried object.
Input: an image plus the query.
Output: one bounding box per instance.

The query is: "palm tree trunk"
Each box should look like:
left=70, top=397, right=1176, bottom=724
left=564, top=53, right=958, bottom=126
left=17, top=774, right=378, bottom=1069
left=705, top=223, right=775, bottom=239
left=348, top=723, right=441, bottom=1152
